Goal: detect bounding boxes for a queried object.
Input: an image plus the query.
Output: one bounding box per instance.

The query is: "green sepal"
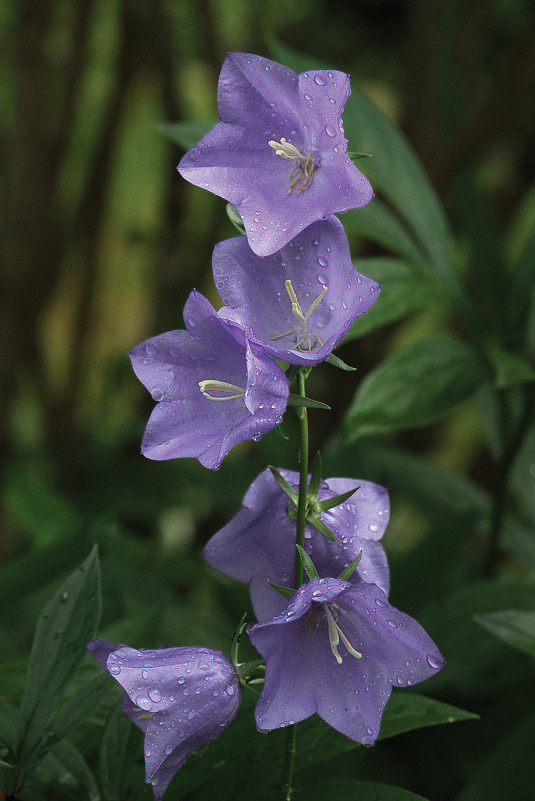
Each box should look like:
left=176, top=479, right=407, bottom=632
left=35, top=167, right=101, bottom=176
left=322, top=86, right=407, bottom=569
left=327, top=353, right=357, bottom=371
left=316, top=486, right=360, bottom=513
left=307, top=452, right=323, bottom=500
left=268, top=580, right=296, bottom=598
left=287, top=393, right=331, bottom=410
left=296, top=544, right=319, bottom=581
left=269, top=466, right=299, bottom=506
left=226, top=202, right=246, bottom=235
left=348, top=151, right=372, bottom=160
left=307, top=514, right=338, bottom=542
left=275, top=423, right=290, bottom=440
left=338, top=550, right=363, bottom=581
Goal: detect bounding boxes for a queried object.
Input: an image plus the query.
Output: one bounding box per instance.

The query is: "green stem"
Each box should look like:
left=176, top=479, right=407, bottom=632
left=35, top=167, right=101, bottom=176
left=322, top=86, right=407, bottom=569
left=283, top=369, right=310, bottom=801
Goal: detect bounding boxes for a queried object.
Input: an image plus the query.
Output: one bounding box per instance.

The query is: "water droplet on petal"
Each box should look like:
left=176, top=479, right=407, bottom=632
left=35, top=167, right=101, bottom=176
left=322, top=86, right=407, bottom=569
left=318, top=256, right=328, bottom=267
left=314, top=74, right=327, bottom=86
left=324, top=123, right=337, bottom=138
left=165, top=744, right=173, bottom=755
left=426, top=654, right=442, bottom=669
left=136, top=695, right=152, bottom=711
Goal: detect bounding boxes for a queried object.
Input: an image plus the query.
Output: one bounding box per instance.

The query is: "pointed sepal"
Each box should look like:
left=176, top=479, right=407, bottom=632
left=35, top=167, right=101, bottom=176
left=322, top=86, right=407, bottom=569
left=268, top=466, right=299, bottom=506
left=267, top=580, right=296, bottom=598
left=316, top=485, right=360, bottom=513
left=338, top=550, right=363, bottom=581
left=327, top=353, right=357, bottom=371
left=296, top=544, right=319, bottom=581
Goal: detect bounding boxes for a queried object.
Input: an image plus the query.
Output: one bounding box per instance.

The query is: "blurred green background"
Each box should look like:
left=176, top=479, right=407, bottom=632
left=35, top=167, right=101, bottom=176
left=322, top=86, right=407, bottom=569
left=1, top=1, right=535, bottom=800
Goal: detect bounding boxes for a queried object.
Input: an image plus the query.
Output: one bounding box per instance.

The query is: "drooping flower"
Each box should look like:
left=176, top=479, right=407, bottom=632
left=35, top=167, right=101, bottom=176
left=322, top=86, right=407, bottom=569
left=129, top=290, right=288, bottom=470
left=87, top=640, right=241, bottom=801
left=203, top=467, right=390, bottom=621
left=248, top=577, right=444, bottom=744
left=214, top=216, right=380, bottom=366
left=178, top=52, right=373, bottom=257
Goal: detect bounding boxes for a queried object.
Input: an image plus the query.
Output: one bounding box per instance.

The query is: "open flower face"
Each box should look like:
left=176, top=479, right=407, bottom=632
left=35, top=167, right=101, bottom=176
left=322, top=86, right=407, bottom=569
left=248, top=578, right=444, bottom=744
left=214, top=217, right=380, bottom=366
left=202, top=467, right=390, bottom=621
left=86, top=641, right=241, bottom=801
left=178, top=53, right=373, bottom=257
left=129, top=291, right=289, bottom=470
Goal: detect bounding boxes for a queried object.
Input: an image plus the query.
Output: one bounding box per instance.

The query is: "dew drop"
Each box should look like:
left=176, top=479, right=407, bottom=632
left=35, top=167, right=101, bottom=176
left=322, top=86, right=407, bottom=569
left=375, top=597, right=387, bottom=608
left=426, top=654, right=443, bottom=670
left=152, top=390, right=163, bottom=401
left=165, top=744, right=173, bottom=755
left=318, top=256, right=328, bottom=267
left=187, top=709, right=195, bottom=720
left=369, top=523, right=379, bottom=533
left=109, top=664, right=121, bottom=675
left=304, top=93, right=312, bottom=101
left=317, top=273, right=327, bottom=284
left=141, top=669, right=148, bottom=680
left=387, top=620, right=398, bottom=628
left=314, top=74, right=327, bottom=86
left=324, top=123, right=337, bottom=138
left=136, top=695, right=152, bottom=711
left=145, top=342, right=158, bottom=355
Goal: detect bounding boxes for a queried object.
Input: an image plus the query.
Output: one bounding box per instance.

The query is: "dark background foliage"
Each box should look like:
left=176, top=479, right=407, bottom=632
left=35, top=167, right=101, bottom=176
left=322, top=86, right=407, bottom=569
left=1, top=1, right=535, bottom=800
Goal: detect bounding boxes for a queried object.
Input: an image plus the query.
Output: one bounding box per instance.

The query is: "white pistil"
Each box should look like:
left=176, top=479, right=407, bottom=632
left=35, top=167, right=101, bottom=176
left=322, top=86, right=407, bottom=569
left=270, top=279, right=327, bottom=352
left=268, top=137, right=306, bottom=160
left=198, top=380, right=245, bottom=401
left=268, top=138, right=315, bottom=194
left=324, top=605, right=362, bottom=664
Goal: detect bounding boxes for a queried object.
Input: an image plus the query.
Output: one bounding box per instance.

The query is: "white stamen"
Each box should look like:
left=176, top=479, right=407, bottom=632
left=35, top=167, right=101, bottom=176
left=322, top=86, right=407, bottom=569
left=325, top=604, right=362, bottom=663
left=198, top=380, right=245, bottom=401
left=268, top=137, right=305, bottom=160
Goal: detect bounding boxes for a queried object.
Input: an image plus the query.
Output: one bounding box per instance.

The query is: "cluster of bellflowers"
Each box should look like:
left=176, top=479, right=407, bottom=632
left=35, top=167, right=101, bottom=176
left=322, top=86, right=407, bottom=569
left=87, top=53, right=444, bottom=800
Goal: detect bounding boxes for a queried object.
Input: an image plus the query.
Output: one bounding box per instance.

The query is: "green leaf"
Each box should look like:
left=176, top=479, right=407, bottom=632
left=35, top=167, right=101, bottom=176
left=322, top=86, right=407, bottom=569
left=326, top=353, right=356, bottom=371
left=15, top=546, right=102, bottom=772
left=267, top=580, right=295, bottom=598
left=0, top=700, right=18, bottom=751
left=473, top=609, right=535, bottom=658
left=39, top=739, right=101, bottom=801
left=307, top=452, right=323, bottom=499
left=287, top=393, right=330, bottom=410
left=344, top=200, right=423, bottom=264
left=316, top=486, right=359, bottom=513
left=246, top=781, right=431, bottom=801
left=338, top=551, right=363, bottom=580
left=156, top=120, right=215, bottom=150
left=346, top=333, right=486, bottom=439
left=268, top=466, right=298, bottom=506
left=490, top=346, right=535, bottom=389
left=296, top=544, right=318, bottom=580
left=99, top=705, right=145, bottom=801
left=345, top=258, right=443, bottom=340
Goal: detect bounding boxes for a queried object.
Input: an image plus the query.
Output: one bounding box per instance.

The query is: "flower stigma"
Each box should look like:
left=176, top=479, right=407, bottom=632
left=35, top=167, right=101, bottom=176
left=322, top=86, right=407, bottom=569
left=270, top=279, right=327, bottom=352
left=302, top=602, right=362, bottom=665
left=198, top=380, right=246, bottom=401
left=268, top=138, right=316, bottom=194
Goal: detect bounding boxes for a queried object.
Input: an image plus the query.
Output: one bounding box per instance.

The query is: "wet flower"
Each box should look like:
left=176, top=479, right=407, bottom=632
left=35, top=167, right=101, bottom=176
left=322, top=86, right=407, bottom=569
left=214, top=217, right=380, bottom=366
left=203, top=467, right=390, bottom=621
left=129, top=290, right=288, bottom=470
left=248, top=577, right=444, bottom=744
left=87, top=640, right=241, bottom=801
left=178, top=52, right=373, bottom=257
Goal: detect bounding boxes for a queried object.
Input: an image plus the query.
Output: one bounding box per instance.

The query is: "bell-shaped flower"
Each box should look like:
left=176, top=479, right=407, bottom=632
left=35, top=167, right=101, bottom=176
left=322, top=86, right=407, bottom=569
left=178, top=52, right=373, bottom=257
left=214, top=217, right=380, bottom=366
left=87, top=640, right=241, bottom=800
left=248, top=577, right=444, bottom=745
left=203, top=467, right=390, bottom=621
left=129, top=291, right=289, bottom=470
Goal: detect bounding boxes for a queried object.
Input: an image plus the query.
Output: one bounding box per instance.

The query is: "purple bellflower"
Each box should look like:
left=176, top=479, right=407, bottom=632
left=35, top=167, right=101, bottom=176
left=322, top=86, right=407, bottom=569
left=248, top=577, right=444, bottom=745
left=87, top=640, right=241, bottom=801
left=203, top=467, right=390, bottom=621
left=129, top=290, right=289, bottom=470
left=214, top=216, right=380, bottom=366
left=178, top=53, right=373, bottom=257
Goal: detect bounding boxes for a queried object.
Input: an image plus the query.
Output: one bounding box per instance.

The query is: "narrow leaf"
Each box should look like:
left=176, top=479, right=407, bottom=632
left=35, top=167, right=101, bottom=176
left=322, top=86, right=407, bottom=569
left=338, top=551, right=363, bottom=581
left=306, top=514, right=337, bottom=542
left=316, top=486, right=360, bottom=513
left=296, top=544, right=319, bottom=580
left=267, top=580, right=295, bottom=598
left=473, top=609, right=535, bottom=658
left=268, top=466, right=298, bottom=506
left=327, top=353, right=356, bottom=371
left=287, top=393, right=330, bottom=410
left=307, top=452, right=323, bottom=500
left=16, top=546, right=102, bottom=771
